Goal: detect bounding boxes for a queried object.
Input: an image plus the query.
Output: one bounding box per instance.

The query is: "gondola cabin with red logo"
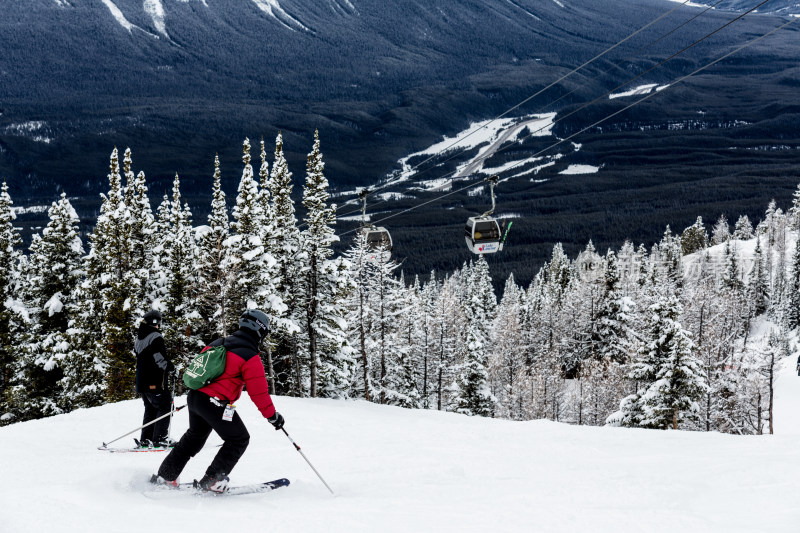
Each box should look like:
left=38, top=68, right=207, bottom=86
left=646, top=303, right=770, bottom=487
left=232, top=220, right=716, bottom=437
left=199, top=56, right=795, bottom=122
left=465, top=216, right=503, bottom=254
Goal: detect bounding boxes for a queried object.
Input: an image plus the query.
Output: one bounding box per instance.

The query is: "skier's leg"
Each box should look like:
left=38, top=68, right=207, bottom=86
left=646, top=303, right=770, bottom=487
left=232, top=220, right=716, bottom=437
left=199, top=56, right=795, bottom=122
left=205, top=407, right=250, bottom=479
left=150, top=392, right=173, bottom=443
left=157, top=391, right=212, bottom=481
left=140, top=394, right=156, bottom=443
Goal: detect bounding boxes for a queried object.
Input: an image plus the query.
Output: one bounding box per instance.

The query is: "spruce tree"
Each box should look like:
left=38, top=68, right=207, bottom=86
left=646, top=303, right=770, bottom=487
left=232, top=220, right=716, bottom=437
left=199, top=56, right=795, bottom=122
left=785, top=233, right=800, bottom=330
left=789, top=182, right=800, bottom=231
left=747, top=236, right=769, bottom=317
left=196, top=155, right=233, bottom=339
left=489, top=274, right=525, bottom=418
left=0, top=182, right=22, bottom=422
left=228, top=138, right=265, bottom=318
left=595, top=251, right=632, bottom=364
left=299, top=130, right=352, bottom=397
left=454, top=256, right=496, bottom=417
left=343, top=233, right=374, bottom=400
left=711, top=214, right=730, bottom=245
left=680, top=217, right=708, bottom=255
left=158, top=174, right=201, bottom=368
left=733, top=215, right=754, bottom=240
left=81, top=148, right=135, bottom=402
left=127, top=168, right=157, bottom=319
left=614, top=294, right=706, bottom=429
left=11, top=194, right=85, bottom=420
left=269, top=132, right=303, bottom=395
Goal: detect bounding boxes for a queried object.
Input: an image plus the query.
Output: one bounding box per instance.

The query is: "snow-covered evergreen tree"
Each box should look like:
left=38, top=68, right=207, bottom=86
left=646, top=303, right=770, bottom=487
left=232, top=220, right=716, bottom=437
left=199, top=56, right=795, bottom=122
left=127, top=169, right=157, bottom=319
left=454, top=257, right=496, bottom=417
left=299, top=130, right=353, bottom=397
left=711, top=214, right=730, bottom=245
left=785, top=232, right=800, bottom=331
left=610, top=293, right=706, bottom=429
left=788, top=183, right=800, bottom=230
left=0, top=182, right=23, bottom=423
left=196, top=155, right=233, bottom=339
left=595, top=251, right=633, bottom=364
left=733, top=215, right=754, bottom=240
left=747, top=236, right=769, bottom=317
left=228, top=138, right=266, bottom=318
left=680, top=217, right=708, bottom=255
left=156, top=174, right=201, bottom=368
left=489, top=274, right=525, bottom=418
left=10, top=195, right=85, bottom=420
left=80, top=148, right=135, bottom=402
left=269, top=132, right=304, bottom=396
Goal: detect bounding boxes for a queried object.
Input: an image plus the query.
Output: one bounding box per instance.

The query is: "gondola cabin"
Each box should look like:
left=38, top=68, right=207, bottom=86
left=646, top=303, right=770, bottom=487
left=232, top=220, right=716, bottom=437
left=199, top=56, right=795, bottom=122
left=465, top=216, right=502, bottom=254
left=362, top=226, right=393, bottom=252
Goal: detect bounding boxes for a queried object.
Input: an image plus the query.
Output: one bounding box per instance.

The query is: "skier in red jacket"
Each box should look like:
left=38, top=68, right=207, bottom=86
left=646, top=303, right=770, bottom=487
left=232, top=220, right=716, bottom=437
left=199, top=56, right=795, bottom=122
left=151, top=309, right=285, bottom=493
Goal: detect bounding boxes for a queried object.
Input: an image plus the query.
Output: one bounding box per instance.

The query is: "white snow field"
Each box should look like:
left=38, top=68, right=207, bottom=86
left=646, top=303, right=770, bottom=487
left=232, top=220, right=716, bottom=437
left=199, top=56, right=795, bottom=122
left=2, top=360, right=800, bottom=533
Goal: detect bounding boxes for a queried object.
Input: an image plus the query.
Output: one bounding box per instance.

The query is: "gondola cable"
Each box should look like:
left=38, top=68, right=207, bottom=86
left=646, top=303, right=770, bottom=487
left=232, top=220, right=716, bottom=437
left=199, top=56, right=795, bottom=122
left=327, top=0, right=701, bottom=223
left=339, top=14, right=798, bottom=240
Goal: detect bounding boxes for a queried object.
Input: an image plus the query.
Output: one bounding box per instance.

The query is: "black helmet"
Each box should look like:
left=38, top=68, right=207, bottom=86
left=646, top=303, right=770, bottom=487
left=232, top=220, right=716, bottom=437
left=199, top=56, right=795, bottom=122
left=239, top=309, right=269, bottom=340
left=143, top=309, right=162, bottom=327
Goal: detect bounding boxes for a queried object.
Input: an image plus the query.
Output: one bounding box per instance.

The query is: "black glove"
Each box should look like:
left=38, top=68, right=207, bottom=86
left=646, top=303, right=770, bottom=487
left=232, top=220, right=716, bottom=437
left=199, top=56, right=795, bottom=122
left=166, top=361, right=176, bottom=374
left=267, top=412, right=285, bottom=431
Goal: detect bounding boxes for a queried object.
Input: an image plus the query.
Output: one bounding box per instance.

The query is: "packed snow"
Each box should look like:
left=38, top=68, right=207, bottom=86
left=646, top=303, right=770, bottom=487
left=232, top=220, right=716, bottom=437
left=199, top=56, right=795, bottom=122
left=392, top=113, right=556, bottom=184
left=2, top=358, right=800, bottom=532
left=609, top=84, right=670, bottom=99
left=559, top=164, right=600, bottom=175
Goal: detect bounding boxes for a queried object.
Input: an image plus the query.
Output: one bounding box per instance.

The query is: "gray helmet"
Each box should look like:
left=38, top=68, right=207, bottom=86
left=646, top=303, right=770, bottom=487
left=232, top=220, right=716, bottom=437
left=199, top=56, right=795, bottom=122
left=239, top=309, right=269, bottom=340
left=143, top=309, right=162, bottom=327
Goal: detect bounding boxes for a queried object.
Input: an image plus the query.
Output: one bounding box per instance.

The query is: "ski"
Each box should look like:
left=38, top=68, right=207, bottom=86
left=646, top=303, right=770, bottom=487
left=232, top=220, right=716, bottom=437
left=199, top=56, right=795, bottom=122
left=165, top=478, right=290, bottom=496
left=98, top=445, right=172, bottom=453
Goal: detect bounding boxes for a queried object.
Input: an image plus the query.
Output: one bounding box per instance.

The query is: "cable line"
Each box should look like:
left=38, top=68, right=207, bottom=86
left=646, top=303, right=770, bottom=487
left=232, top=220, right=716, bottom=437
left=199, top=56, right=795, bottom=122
left=391, top=0, right=771, bottom=196
left=339, top=13, right=798, bottom=239
left=329, top=0, right=699, bottom=221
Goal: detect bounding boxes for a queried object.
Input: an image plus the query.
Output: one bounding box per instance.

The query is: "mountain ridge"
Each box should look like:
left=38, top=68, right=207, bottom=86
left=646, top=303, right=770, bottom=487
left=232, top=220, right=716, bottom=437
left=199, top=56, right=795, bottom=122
left=2, top=0, right=799, bottom=285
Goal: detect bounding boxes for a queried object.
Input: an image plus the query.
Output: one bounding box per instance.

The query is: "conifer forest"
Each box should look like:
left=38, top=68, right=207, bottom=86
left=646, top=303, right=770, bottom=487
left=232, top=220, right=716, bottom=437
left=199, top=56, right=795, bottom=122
left=2, top=131, right=799, bottom=436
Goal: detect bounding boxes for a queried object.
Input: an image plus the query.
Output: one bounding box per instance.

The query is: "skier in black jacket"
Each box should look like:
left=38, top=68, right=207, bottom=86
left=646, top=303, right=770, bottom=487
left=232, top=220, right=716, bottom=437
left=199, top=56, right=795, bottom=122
left=135, top=310, right=176, bottom=447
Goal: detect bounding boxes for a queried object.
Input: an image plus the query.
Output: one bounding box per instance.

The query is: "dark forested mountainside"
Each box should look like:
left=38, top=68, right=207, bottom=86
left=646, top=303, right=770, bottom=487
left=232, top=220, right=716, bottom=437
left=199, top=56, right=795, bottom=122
left=2, top=0, right=799, bottom=286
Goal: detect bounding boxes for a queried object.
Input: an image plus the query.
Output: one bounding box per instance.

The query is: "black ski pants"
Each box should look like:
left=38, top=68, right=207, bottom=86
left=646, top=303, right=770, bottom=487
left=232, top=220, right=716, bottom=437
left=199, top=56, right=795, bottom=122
left=140, top=391, right=173, bottom=444
left=157, top=390, right=250, bottom=482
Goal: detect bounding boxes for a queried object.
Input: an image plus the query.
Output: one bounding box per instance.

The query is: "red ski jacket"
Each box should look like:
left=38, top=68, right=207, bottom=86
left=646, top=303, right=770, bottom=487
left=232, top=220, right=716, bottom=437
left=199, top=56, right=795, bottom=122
left=198, top=329, right=276, bottom=419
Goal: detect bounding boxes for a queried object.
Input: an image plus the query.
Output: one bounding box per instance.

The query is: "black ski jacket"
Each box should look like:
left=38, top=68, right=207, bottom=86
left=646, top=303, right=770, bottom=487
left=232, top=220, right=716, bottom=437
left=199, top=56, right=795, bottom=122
left=135, top=323, right=172, bottom=394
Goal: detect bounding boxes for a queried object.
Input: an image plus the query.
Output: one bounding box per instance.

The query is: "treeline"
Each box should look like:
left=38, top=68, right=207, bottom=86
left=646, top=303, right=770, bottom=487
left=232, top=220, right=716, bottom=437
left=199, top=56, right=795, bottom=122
left=1, top=131, right=799, bottom=435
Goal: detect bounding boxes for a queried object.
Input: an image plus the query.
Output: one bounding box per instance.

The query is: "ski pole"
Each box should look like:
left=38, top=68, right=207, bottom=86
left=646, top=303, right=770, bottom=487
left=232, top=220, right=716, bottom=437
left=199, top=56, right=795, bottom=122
left=167, top=372, right=177, bottom=441
left=100, top=404, right=186, bottom=448
left=281, top=428, right=334, bottom=495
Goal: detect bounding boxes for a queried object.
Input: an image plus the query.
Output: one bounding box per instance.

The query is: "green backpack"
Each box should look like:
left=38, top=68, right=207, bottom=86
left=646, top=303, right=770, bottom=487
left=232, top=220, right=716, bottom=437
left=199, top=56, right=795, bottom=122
left=183, top=342, right=227, bottom=390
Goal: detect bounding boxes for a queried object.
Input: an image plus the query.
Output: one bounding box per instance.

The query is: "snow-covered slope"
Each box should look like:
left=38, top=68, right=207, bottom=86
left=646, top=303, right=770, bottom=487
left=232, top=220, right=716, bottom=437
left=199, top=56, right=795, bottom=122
left=2, top=362, right=800, bottom=533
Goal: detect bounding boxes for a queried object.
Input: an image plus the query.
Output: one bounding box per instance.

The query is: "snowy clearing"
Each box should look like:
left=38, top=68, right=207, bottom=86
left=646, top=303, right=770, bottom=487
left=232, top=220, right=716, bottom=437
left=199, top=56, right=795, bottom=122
left=559, top=164, right=600, bottom=175
left=609, top=84, right=669, bottom=99
left=2, top=358, right=800, bottom=532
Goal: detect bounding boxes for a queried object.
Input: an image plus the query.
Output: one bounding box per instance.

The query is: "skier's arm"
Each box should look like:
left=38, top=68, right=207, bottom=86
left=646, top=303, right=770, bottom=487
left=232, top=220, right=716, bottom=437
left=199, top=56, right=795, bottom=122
left=151, top=334, right=174, bottom=372
left=242, top=356, right=276, bottom=419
